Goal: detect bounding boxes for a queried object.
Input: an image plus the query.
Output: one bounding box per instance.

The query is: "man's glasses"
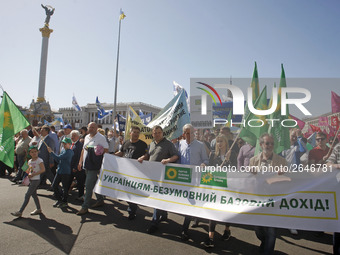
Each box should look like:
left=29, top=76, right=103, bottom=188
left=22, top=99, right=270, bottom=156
left=316, top=138, right=326, bottom=141
left=263, top=142, right=274, bottom=146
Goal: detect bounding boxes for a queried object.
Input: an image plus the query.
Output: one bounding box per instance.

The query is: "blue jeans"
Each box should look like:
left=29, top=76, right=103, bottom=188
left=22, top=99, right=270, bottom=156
left=255, top=226, right=276, bottom=255
left=82, top=169, right=103, bottom=209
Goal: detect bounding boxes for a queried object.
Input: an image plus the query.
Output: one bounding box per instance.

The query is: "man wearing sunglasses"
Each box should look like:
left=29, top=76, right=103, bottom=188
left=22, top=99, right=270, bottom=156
left=308, top=132, right=329, bottom=165
left=249, top=133, right=287, bottom=255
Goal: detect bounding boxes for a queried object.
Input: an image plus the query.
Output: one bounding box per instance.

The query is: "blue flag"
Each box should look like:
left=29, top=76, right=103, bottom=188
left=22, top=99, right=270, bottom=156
left=141, top=113, right=152, bottom=125
left=96, top=97, right=112, bottom=120
left=72, top=95, right=81, bottom=111
left=117, top=114, right=126, bottom=132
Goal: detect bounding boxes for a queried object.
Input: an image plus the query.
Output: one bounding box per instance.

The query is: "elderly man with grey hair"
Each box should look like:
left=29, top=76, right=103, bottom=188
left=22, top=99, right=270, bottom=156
left=178, top=123, right=209, bottom=241
left=76, top=122, right=109, bottom=215
left=12, top=129, right=32, bottom=183
left=249, top=133, right=287, bottom=255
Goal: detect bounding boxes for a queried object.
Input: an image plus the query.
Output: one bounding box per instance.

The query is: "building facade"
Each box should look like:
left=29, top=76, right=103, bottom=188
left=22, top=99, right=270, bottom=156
left=302, top=112, right=340, bottom=135
left=59, top=102, right=161, bottom=130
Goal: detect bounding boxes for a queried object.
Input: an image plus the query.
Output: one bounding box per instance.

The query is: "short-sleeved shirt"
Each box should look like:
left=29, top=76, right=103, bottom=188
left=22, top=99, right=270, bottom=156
left=108, top=137, right=119, bottom=153
left=178, top=139, right=209, bottom=166
left=82, top=132, right=109, bottom=168
left=327, top=143, right=340, bottom=164
left=120, top=140, right=148, bottom=159
left=308, top=146, right=330, bottom=164
left=29, top=157, right=44, bottom=181
left=15, top=137, right=32, bottom=156
left=148, top=138, right=178, bottom=162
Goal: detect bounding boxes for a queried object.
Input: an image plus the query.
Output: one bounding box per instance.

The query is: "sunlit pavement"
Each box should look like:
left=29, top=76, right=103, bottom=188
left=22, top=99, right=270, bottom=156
left=0, top=176, right=333, bottom=255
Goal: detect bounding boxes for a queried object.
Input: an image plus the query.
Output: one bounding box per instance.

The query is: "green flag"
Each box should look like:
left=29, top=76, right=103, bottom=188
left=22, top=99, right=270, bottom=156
left=240, top=86, right=269, bottom=148
left=267, top=64, right=294, bottom=154
left=243, top=62, right=260, bottom=125
left=251, top=61, right=260, bottom=103
left=225, top=110, right=232, bottom=127
left=22, top=160, right=29, bottom=172
left=0, top=92, right=30, bottom=167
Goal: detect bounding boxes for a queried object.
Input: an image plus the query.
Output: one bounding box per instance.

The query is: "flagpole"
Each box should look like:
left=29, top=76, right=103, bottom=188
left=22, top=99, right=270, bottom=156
left=113, top=10, right=123, bottom=125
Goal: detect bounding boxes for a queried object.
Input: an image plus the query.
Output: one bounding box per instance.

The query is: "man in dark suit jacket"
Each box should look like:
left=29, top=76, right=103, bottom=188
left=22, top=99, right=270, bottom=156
left=70, top=130, right=85, bottom=199
left=38, top=125, right=55, bottom=186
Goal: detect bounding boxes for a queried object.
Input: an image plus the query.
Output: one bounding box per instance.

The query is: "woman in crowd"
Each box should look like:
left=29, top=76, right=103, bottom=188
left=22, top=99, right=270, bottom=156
left=202, top=134, right=235, bottom=248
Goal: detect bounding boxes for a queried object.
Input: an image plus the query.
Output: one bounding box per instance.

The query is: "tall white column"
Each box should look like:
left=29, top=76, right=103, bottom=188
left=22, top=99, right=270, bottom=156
left=37, top=26, right=53, bottom=102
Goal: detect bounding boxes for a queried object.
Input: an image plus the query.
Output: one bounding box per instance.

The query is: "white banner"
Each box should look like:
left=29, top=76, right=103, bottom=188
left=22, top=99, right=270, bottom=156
left=95, top=155, right=340, bottom=232
left=125, top=90, right=190, bottom=144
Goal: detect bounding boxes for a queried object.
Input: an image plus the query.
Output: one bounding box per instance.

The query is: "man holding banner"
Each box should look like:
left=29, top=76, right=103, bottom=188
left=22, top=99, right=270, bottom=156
left=115, top=126, right=148, bottom=220
left=138, top=125, right=179, bottom=234
left=249, top=133, right=287, bottom=255
left=178, top=124, right=209, bottom=241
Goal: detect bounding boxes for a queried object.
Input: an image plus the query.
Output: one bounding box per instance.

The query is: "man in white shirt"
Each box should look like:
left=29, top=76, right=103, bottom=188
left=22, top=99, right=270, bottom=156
left=76, top=122, right=109, bottom=215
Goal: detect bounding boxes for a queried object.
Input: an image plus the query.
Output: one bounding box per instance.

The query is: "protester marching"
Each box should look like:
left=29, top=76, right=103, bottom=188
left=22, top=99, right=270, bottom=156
left=1, top=63, right=340, bottom=255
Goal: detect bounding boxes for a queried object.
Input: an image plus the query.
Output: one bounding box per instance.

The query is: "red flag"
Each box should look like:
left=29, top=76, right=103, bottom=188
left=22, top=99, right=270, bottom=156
left=331, top=91, right=340, bottom=113
left=328, top=125, right=336, bottom=138
left=289, top=114, right=305, bottom=129
left=331, top=116, right=340, bottom=130
left=318, top=116, right=328, bottom=126
left=310, top=124, right=321, bottom=132
left=322, top=128, right=329, bottom=139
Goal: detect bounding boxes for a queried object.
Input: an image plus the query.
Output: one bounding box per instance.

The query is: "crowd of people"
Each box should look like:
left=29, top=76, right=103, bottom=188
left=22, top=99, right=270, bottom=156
left=1, top=121, right=340, bottom=255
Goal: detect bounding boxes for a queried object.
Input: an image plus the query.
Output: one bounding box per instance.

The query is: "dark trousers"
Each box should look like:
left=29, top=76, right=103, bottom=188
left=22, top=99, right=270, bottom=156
left=14, top=154, right=26, bottom=180
left=72, top=169, right=86, bottom=197
left=52, top=173, right=71, bottom=203
left=40, top=164, right=55, bottom=186
left=208, top=220, right=230, bottom=232
left=0, top=161, right=13, bottom=176
left=334, top=232, right=340, bottom=255
left=182, top=215, right=192, bottom=232
left=255, top=226, right=276, bottom=255
left=151, top=209, right=168, bottom=226
left=127, top=202, right=138, bottom=215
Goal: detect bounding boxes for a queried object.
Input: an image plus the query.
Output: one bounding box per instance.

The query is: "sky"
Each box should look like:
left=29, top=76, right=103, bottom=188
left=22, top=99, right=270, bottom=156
left=1, top=0, right=340, bottom=119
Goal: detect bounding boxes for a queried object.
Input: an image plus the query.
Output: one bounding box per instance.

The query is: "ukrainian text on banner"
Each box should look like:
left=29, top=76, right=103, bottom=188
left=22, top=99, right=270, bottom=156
left=94, top=155, right=340, bottom=232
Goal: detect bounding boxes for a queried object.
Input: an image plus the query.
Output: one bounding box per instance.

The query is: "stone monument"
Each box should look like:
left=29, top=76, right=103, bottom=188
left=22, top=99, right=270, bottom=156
left=28, top=5, right=55, bottom=125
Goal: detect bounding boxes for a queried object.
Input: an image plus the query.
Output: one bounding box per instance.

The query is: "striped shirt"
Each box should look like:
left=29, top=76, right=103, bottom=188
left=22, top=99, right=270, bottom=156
left=326, top=143, right=340, bottom=164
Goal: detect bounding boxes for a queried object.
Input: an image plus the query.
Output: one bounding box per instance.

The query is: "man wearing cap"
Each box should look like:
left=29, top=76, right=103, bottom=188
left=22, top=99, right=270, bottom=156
left=76, top=122, right=109, bottom=215
left=48, top=137, right=74, bottom=208
left=59, top=124, right=73, bottom=154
